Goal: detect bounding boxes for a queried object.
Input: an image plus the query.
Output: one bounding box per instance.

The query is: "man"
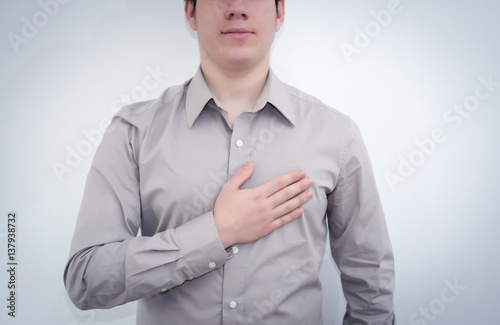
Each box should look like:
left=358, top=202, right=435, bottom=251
left=64, top=1, right=395, bottom=324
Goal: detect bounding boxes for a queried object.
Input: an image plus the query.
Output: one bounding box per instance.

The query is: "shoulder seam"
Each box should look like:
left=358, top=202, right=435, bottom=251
left=286, top=86, right=351, bottom=122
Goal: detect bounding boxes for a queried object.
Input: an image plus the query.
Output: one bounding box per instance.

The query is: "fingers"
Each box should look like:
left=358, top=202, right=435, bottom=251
left=269, top=187, right=313, bottom=230
left=225, top=162, right=255, bottom=190
left=215, top=162, right=314, bottom=245
left=271, top=188, right=313, bottom=218
left=260, top=169, right=308, bottom=198
left=268, top=176, right=313, bottom=207
left=270, top=207, right=304, bottom=230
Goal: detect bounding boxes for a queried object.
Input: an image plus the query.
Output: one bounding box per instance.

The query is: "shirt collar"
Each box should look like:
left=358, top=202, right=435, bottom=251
left=185, top=66, right=296, bottom=128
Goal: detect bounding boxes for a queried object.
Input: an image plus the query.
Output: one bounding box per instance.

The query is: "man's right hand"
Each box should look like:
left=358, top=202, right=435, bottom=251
left=213, top=161, right=314, bottom=248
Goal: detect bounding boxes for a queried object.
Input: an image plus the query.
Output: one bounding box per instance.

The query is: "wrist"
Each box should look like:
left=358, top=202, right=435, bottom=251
left=213, top=210, right=235, bottom=249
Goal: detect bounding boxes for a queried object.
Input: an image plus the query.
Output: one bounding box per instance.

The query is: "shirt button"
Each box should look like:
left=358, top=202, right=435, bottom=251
left=229, top=300, right=238, bottom=309
left=235, top=139, right=244, bottom=147
left=232, top=246, right=239, bottom=254
left=208, top=261, right=216, bottom=269
left=160, top=287, right=167, bottom=293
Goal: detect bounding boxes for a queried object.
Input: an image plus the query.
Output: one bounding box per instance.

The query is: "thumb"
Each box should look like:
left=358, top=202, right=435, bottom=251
left=227, top=162, right=254, bottom=190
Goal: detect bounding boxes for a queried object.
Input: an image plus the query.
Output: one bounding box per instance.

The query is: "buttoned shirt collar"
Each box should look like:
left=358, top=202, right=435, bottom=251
left=185, top=66, right=296, bottom=128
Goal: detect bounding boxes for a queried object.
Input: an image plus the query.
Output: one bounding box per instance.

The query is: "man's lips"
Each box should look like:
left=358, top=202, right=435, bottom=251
left=222, top=28, right=252, bottom=40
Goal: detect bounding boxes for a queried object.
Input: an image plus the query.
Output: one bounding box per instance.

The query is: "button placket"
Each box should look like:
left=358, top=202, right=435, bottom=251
left=228, top=116, right=251, bottom=177
left=222, top=115, right=250, bottom=324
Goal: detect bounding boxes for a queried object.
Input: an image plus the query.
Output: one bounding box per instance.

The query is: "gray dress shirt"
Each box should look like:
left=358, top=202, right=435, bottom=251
left=64, top=68, right=395, bottom=325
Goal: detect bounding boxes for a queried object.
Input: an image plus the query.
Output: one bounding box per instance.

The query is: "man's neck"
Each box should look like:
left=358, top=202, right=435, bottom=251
left=201, top=58, right=270, bottom=123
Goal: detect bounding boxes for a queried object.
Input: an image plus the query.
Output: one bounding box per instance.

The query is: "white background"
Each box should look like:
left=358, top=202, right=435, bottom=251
left=1, top=0, right=499, bottom=324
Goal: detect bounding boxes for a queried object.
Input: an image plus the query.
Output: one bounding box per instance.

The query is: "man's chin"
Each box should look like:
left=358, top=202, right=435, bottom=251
left=223, top=56, right=269, bottom=72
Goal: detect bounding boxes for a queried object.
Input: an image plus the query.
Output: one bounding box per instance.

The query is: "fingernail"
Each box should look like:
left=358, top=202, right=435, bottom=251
left=244, top=162, right=253, bottom=168
left=306, top=178, right=313, bottom=186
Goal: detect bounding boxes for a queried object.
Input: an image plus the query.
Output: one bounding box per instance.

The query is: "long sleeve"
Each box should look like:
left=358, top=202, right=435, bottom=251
left=327, top=119, right=395, bottom=325
left=63, top=113, right=228, bottom=310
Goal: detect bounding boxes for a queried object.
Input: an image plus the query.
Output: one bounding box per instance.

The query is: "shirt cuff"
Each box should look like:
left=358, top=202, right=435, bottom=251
left=175, top=211, right=228, bottom=278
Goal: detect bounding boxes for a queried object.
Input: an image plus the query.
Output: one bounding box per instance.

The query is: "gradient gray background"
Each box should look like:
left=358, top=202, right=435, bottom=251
left=1, top=0, right=499, bottom=324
